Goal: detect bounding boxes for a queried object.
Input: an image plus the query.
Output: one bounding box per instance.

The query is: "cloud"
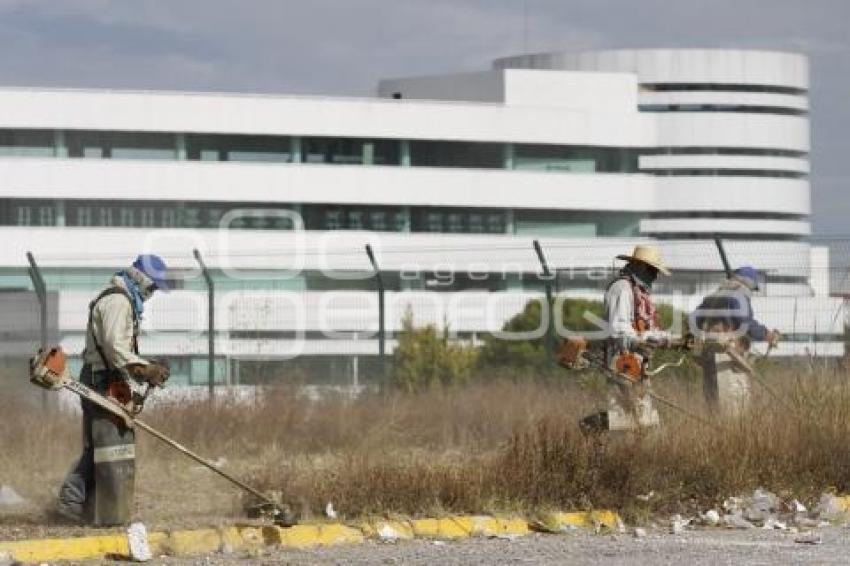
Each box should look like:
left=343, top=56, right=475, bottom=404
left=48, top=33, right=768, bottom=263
left=0, top=2, right=221, bottom=59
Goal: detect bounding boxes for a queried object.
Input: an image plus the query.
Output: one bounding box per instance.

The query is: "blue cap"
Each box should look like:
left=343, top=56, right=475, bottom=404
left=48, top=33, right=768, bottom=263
left=132, top=254, right=169, bottom=291
left=733, top=266, right=759, bottom=290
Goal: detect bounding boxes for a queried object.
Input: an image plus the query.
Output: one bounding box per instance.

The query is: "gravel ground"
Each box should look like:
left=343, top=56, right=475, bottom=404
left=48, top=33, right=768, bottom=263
left=56, top=525, right=850, bottom=565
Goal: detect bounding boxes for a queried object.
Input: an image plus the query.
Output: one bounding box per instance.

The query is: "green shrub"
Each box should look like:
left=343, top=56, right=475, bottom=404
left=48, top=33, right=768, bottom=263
left=478, top=298, right=605, bottom=373
left=479, top=296, right=685, bottom=372
left=390, top=309, right=479, bottom=392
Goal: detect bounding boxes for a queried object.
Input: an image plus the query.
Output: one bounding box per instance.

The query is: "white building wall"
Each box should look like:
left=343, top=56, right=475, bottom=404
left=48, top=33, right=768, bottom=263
left=651, top=113, right=809, bottom=151
left=0, top=87, right=653, bottom=146
left=493, top=48, right=812, bottom=239
left=809, top=246, right=830, bottom=297
left=0, top=47, right=834, bottom=364
left=378, top=71, right=506, bottom=103
left=494, top=49, right=808, bottom=89
left=380, top=69, right=639, bottom=112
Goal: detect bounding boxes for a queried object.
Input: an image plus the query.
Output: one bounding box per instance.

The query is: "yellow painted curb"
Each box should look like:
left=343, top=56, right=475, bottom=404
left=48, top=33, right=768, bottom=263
left=471, top=516, right=531, bottom=537
left=0, top=534, right=129, bottom=564
left=358, top=520, right=416, bottom=540
left=536, top=510, right=622, bottom=533
left=411, top=517, right=475, bottom=539
left=0, top=511, right=613, bottom=563
left=831, top=496, right=850, bottom=512
left=278, top=524, right=365, bottom=548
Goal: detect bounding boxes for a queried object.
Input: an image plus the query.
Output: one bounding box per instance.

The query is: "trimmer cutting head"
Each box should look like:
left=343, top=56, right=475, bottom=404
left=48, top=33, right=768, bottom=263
left=245, top=501, right=298, bottom=527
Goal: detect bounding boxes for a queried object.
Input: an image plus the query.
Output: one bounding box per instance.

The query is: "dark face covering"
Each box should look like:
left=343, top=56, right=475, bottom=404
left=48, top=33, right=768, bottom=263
left=626, top=261, right=659, bottom=289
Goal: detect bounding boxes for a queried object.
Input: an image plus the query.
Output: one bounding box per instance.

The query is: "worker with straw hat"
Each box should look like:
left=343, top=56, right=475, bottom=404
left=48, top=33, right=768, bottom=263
left=580, top=245, right=673, bottom=432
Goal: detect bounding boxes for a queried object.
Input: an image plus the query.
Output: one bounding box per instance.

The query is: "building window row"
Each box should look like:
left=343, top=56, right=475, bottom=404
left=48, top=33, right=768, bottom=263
left=645, top=169, right=806, bottom=179
left=410, top=207, right=507, bottom=233
left=0, top=129, right=644, bottom=173
left=644, top=147, right=808, bottom=158
left=67, top=131, right=176, bottom=160
left=651, top=232, right=804, bottom=241
left=0, top=130, right=54, bottom=157
left=639, top=104, right=807, bottom=116
left=649, top=211, right=806, bottom=221
left=640, top=83, right=807, bottom=96
left=0, top=199, right=646, bottom=237
left=0, top=129, right=807, bottom=176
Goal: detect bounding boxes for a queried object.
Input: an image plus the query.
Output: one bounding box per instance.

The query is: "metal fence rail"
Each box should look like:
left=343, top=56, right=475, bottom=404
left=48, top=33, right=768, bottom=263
left=3, top=236, right=849, bottom=407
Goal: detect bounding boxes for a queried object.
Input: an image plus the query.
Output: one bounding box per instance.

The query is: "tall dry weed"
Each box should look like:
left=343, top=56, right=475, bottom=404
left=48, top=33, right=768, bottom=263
left=4, top=364, right=850, bottom=521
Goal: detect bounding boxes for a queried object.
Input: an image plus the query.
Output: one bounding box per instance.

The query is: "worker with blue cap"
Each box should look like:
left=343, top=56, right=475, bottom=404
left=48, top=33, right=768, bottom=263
left=693, top=266, right=780, bottom=416
left=56, top=254, right=172, bottom=526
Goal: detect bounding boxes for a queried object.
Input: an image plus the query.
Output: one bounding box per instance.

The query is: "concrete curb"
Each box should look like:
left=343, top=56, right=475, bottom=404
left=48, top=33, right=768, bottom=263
left=0, top=511, right=619, bottom=563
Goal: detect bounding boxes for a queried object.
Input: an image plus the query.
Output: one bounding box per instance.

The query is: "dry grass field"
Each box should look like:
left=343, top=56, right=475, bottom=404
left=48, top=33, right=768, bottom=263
left=2, top=361, right=850, bottom=536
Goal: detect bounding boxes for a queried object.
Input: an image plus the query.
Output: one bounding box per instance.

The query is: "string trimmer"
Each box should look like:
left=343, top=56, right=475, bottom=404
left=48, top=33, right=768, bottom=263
left=558, top=336, right=718, bottom=430
left=29, top=347, right=296, bottom=527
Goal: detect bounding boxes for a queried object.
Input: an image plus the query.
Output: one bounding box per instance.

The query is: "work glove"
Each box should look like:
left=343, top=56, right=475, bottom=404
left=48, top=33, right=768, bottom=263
left=129, top=361, right=170, bottom=387
left=642, top=334, right=670, bottom=349
left=677, top=333, right=696, bottom=351
left=766, top=330, right=782, bottom=348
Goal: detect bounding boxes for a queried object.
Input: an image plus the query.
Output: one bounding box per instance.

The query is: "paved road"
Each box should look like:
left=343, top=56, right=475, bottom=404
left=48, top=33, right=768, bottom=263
left=141, top=526, right=850, bottom=565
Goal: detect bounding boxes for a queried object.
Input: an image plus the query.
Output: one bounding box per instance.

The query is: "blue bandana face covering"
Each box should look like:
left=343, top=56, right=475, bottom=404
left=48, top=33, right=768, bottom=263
left=623, top=262, right=656, bottom=290
left=118, top=271, right=146, bottom=319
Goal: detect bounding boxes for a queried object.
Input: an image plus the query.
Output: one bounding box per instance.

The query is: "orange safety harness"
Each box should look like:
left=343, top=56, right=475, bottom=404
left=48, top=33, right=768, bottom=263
left=87, top=287, right=140, bottom=411
left=619, top=273, right=659, bottom=333
left=608, top=273, right=660, bottom=381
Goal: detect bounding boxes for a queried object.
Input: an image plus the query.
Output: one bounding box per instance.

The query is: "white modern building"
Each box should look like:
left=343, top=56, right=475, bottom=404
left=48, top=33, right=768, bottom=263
left=0, top=48, right=841, bottom=385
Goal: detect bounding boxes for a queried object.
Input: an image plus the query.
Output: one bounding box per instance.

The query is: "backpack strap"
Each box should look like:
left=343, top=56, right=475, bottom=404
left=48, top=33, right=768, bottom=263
left=86, top=287, right=139, bottom=371
left=606, top=272, right=657, bottom=333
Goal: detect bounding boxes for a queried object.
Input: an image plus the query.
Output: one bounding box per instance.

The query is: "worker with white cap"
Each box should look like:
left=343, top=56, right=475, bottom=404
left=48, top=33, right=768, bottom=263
left=581, top=245, right=672, bottom=432
left=693, top=266, right=780, bottom=416
left=56, top=254, right=172, bottom=526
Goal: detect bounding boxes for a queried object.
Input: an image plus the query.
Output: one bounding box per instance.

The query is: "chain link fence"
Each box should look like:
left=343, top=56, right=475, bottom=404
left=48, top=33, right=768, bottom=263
left=2, top=236, right=848, bottom=408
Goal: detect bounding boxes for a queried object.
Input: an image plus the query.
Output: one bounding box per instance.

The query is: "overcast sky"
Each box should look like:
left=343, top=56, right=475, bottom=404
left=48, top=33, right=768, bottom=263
left=0, top=0, right=846, bottom=234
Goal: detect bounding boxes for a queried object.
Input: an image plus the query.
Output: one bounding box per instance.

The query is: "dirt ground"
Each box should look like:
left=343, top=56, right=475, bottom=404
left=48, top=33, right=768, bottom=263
left=0, top=457, right=245, bottom=542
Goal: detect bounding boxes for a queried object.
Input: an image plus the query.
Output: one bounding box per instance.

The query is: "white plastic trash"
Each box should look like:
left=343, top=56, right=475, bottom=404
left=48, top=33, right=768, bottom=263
left=790, top=499, right=807, bottom=514
left=669, top=515, right=688, bottom=535
left=377, top=524, right=400, bottom=542
left=744, top=488, right=779, bottom=522
left=795, top=532, right=823, bottom=545
left=0, top=485, right=25, bottom=506
left=817, top=493, right=848, bottom=521
left=127, top=522, right=152, bottom=562
left=702, top=509, right=720, bottom=526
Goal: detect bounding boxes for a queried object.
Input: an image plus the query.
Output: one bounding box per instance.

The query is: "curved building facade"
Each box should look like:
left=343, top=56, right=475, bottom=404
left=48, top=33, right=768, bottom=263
left=494, top=49, right=810, bottom=242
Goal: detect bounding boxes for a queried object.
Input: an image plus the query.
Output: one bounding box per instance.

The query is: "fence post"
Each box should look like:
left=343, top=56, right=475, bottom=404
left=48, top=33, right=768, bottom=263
left=532, top=240, right=556, bottom=354
left=193, top=249, right=215, bottom=404
left=365, top=244, right=386, bottom=366
left=713, top=236, right=732, bottom=279
left=25, top=252, right=48, bottom=351
left=26, top=251, right=49, bottom=410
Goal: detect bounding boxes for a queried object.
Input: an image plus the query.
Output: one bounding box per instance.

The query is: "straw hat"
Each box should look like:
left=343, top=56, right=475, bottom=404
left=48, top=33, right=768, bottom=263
left=616, top=245, right=671, bottom=275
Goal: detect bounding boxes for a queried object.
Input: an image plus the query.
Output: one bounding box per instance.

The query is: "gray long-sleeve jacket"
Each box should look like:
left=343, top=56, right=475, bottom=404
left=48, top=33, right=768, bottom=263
left=83, top=276, right=150, bottom=371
